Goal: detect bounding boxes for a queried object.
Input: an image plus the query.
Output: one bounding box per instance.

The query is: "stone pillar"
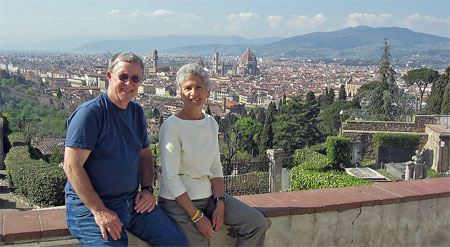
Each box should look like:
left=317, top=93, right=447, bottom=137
left=0, top=118, right=3, bottom=169
left=405, top=162, right=414, bottom=181
left=267, top=149, right=284, bottom=193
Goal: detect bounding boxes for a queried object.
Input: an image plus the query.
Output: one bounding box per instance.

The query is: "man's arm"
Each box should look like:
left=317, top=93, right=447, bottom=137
left=138, top=147, right=154, bottom=187
left=63, top=147, right=123, bottom=241
left=134, top=148, right=156, bottom=213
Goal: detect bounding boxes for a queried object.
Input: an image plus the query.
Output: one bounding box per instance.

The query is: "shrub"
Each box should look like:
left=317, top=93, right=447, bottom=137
left=7, top=132, right=28, bottom=147
left=290, top=167, right=371, bottom=190
left=4, top=146, right=66, bottom=206
left=292, top=145, right=331, bottom=171
left=300, top=156, right=331, bottom=171
left=309, top=143, right=327, bottom=155
left=326, top=136, right=351, bottom=169
left=372, top=132, right=420, bottom=148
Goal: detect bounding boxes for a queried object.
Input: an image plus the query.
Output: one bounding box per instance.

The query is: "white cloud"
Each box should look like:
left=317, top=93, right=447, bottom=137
left=346, top=13, right=393, bottom=27
left=399, top=14, right=450, bottom=37
left=267, top=16, right=283, bottom=28
left=107, top=10, right=120, bottom=16
left=226, top=12, right=259, bottom=32
left=151, top=9, right=175, bottom=18
left=130, top=10, right=150, bottom=17
left=227, top=12, right=259, bottom=25
left=287, top=14, right=327, bottom=30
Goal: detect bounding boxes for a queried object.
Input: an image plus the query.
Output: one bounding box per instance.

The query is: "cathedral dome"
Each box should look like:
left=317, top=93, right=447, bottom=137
left=238, top=48, right=257, bottom=66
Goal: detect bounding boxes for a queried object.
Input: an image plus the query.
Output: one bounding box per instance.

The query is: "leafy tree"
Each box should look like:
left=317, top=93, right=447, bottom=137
left=49, top=146, right=63, bottom=165
left=258, top=103, right=276, bottom=154
left=403, top=68, right=439, bottom=112
left=273, top=96, right=323, bottom=159
left=56, top=87, right=62, bottom=99
left=218, top=113, right=238, bottom=133
left=233, top=117, right=261, bottom=156
left=427, top=73, right=449, bottom=114
left=318, top=100, right=354, bottom=136
left=152, top=108, right=160, bottom=119
left=328, top=88, right=335, bottom=103
left=338, top=85, right=347, bottom=100
left=441, top=82, right=450, bottom=115
left=1, top=113, right=12, bottom=154
left=318, top=87, right=334, bottom=106
left=0, top=69, right=10, bottom=80
left=305, top=91, right=316, bottom=102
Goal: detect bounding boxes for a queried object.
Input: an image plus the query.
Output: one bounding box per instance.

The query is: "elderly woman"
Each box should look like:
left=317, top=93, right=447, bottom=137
left=158, top=63, right=270, bottom=246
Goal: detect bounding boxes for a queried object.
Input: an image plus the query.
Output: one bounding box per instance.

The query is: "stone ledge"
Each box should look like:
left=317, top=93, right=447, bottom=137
left=1, top=177, right=449, bottom=245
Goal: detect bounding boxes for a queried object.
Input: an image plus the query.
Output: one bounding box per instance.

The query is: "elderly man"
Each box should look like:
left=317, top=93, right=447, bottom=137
left=63, top=52, right=187, bottom=246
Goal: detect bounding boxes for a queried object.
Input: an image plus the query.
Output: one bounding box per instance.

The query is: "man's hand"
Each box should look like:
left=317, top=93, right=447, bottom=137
left=134, top=190, right=156, bottom=213
left=92, top=208, right=123, bottom=241
left=194, top=215, right=215, bottom=239
left=212, top=201, right=225, bottom=232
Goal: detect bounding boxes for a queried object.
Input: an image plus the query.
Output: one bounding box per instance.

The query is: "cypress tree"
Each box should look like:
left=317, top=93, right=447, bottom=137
left=306, top=91, right=316, bottom=102
left=440, top=82, right=450, bottom=115
left=338, top=85, right=347, bottom=100
left=364, top=39, right=401, bottom=120
left=427, top=74, right=449, bottom=114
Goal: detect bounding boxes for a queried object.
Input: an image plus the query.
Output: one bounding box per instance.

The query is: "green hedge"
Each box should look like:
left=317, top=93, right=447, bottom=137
left=372, top=132, right=420, bottom=148
left=326, top=136, right=351, bottom=169
left=292, top=148, right=331, bottom=171
left=290, top=167, right=371, bottom=190
left=4, top=146, right=66, bottom=206
left=7, top=132, right=28, bottom=147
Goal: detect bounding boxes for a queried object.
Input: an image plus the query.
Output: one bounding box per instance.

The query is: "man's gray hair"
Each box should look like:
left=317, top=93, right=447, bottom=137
left=176, top=63, right=211, bottom=89
left=108, top=52, right=144, bottom=75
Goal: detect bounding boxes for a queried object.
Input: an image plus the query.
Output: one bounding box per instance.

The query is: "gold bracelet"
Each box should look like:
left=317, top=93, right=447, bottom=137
left=191, top=209, right=201, bottom=221
left=193, top=212, right=204, bottom=223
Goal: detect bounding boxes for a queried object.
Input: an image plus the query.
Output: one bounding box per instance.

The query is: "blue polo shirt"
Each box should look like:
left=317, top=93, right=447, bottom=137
left=64, top=93, right=149, bottom=201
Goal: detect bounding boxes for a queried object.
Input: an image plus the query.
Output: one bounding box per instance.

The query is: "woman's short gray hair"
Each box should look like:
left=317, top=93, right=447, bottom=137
left=109, top=52, right=144, bottom=75
left=176, top=63, right=211, bottom=89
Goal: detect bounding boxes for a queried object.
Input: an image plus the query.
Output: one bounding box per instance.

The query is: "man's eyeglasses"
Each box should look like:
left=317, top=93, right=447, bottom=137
left=113, top=72, right=141, bottom=83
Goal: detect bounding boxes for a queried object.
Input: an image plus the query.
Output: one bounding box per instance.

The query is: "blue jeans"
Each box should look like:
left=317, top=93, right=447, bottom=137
left=66, top=194, right=188, bottom=246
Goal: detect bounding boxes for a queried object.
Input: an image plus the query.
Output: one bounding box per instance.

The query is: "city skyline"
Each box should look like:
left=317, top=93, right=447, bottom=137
left=1, top=0, right=449, bottom=50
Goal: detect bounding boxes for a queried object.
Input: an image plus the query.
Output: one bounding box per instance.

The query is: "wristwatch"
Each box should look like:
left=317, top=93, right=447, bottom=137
left=215, top=196, right=225, bottom=203
left=141, top=186, right=154, bottom=194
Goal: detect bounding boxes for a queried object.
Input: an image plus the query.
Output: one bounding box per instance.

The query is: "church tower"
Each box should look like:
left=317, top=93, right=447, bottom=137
left=212, top=51, right=219, bottom=75
left=152, top=49, right=158, bottom=70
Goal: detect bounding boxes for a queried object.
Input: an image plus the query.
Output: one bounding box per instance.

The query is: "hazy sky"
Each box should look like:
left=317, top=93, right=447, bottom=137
left=1, top=0, right=449, bottom=48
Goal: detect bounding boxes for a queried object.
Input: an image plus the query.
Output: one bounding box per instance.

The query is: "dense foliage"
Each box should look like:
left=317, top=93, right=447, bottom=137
left=290, top=167, right=371, bottom=190
left=0, top=78, right=70, bottom=137
left=372, top=132, right=420, bottom=148
left=289, top=137, right=370, bottom=190
left=4, top=141, right=66, bottom=206
left=273, top=96, right=323, bottom=160
left=326, top=136, right=351, bottom=169
left=403, top=67, right=439, bottom=112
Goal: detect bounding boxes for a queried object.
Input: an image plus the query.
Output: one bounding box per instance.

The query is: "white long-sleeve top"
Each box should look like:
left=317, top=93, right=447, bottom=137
left=158, top=114, right=223, bottom=200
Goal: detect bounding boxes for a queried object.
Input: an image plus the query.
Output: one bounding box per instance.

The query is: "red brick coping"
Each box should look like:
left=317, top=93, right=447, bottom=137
left=1, top=177, right=449, bottom=244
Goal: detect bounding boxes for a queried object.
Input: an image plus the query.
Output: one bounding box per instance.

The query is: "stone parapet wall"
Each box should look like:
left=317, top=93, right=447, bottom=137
left=343, top=115, right=450, bottom=133
left=343, top=121, right=420, bottom=132
left=2, top=178, right=449, bottom=246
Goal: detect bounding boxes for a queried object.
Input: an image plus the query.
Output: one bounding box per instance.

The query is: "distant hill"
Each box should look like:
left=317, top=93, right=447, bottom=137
left=73, top=26, right=449, bottom=67
left=259, top=26, right=449, bottom=59
left=74, top=35, right=283, bottom=53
